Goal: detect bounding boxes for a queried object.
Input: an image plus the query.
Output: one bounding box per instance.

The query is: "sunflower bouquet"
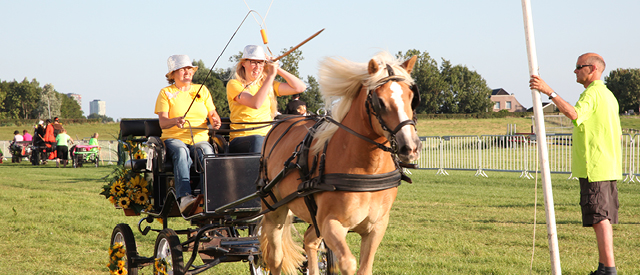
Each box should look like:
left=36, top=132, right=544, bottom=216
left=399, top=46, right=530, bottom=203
left=107, top=243, right=127, bottom=275
left=101, top=165, right=152, bottom=215
left=101, top=139, right=152, bottom=215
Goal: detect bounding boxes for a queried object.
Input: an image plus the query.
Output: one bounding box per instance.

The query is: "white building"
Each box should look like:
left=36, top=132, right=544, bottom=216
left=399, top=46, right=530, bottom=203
left=90, top=99, right=106, bottom=116
left=67, top=93, right=81, bottom=106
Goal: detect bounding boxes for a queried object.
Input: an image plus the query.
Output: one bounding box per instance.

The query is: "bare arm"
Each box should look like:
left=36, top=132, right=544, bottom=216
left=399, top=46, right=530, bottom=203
left=207, top=109, right=221, bottom=130
left=274, top=66, right=307, bottom=96
left=234, top=62, right=278, bottom=109
left=157, top=112, right=186, bottom=129
left=529, top=75, right=578, bottom=120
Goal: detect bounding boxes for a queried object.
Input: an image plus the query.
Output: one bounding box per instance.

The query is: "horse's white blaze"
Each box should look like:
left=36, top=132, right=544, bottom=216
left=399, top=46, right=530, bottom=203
left=389, top=82, right=413, bottom=136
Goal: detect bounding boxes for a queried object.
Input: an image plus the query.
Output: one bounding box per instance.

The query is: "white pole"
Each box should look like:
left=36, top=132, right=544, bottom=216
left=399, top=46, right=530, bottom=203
left=521, top=0, right=562, bottom=274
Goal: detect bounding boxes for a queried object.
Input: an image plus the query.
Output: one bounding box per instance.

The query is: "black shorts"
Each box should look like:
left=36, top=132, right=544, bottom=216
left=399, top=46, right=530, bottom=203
left=579, top=178, right=619, bottom=227
left=57, top=145, right=69, bottom=160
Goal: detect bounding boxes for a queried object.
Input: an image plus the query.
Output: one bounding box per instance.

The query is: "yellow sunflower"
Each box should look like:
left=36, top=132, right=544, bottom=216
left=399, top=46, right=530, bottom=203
left=130, top=175, right=148, bottom=190
left=111, top=180, right=125, bottom=196
left=133, top=151, right=146, bottom=160
left=118, top=197, right=131, bottom=209
left=134, top=192, right=149, bottom=205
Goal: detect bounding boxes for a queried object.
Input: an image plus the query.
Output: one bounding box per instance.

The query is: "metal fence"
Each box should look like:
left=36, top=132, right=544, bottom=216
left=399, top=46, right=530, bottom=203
left=416, top=133, right=640, bottom=182
left=4, top=134, right=640, bottom=182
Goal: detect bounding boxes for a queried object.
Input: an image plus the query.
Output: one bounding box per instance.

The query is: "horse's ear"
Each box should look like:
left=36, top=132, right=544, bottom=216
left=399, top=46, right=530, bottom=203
left=368, top=59, right=380, bottom=75
left=401, top=55, right=418, bottom=74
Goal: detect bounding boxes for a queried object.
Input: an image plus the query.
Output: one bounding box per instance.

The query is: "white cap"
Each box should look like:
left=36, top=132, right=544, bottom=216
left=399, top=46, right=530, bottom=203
left=38, top=120, right=44, bottom=125
left=242, top=45, right=267, bottom=61
left=166, top=55, right=197, bottom=76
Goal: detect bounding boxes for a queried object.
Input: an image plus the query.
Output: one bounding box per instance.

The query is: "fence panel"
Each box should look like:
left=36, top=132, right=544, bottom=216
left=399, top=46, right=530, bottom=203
left=417, top=136, right=441, bottom=171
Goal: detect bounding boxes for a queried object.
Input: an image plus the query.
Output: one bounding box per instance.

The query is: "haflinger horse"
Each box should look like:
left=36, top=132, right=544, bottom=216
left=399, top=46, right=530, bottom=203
left=258, top=52, right=421, bottom=275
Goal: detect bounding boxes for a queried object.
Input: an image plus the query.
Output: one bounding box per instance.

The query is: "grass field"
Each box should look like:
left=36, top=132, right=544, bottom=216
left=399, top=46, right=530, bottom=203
left=1, top=162, right=639, bottom=274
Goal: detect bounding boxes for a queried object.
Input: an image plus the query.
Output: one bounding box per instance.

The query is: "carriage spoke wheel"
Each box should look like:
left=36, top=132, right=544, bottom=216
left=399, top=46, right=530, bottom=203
left=110, top=223, right=139, bottom=275
left=154, top=228, right=185, bottom=275
left=249, top=255, right=269, bottom=275
left=315, top=240, right=337, bottom=275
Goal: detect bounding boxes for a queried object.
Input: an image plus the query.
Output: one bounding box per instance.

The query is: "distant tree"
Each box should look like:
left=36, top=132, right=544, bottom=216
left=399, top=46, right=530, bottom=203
left=439, top=60, right=493, bottom=113
left=59, top=93, right=84, bottom=119
left=87, top=113, right=114, bottom=123
left=0, top=79, right=7, bottom=119
left=605, top=68, right=640, bottom=113
left=301, top=75, right=323, bottom=114
left=35, top=83, right=61, bottom=120
left=0, top=78, right=42, bottom=119
left=192, top=59, right=230, bottom=117
left=396, top=50, right=444, bottom=114
left=275, top=48, right=304, bottom=112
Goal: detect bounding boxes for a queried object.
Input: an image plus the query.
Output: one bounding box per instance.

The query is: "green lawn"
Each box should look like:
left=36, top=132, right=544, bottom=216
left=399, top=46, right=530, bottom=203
left=0, top=162, right=638, bottom=274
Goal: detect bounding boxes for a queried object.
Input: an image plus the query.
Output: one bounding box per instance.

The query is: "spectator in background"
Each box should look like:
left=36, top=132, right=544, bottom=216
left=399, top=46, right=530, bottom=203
left=55, top=129, right=73, bottom=168
left=23, top=130, right=32, bottom=142
left=12, top=130, right=24, bottom=144
left=89, top=133, right=99, bottom=146
left=43, top=119, right=57, bottom=160
left=284, top=94, right=307, bottom=115
left=52, top=117, right=65, bottom=137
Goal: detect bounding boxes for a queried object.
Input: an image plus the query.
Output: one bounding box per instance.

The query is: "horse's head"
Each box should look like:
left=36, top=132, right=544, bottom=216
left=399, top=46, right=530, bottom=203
left=366, top=56, right=422, bottom=163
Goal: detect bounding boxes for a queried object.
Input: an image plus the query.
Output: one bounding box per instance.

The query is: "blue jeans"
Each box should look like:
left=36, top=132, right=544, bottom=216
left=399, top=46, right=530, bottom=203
left=164, top=139, right=214, bottom=199
left=229, top=135, right=264, bottom=154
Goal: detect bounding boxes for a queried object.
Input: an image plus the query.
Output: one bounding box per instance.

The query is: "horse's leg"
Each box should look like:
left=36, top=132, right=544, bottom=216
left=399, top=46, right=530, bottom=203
left=260, top=207, right=289, bottom=275
left=356, top=212, right=391, bottom=275
left=322, top=219, right=357, bottom=275
left=303, top=225, right=323, bottom=275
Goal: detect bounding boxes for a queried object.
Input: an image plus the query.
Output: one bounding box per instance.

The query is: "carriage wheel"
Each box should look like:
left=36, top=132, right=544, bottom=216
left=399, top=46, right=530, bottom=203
left=110, top=224, right=139, bottom=275
left=72, top=155, right=78, bottom=168
left=154, top=228, right=185, bottom=275
left=316, top=240, right=338, bottom=275
left=249, top=256, right=269, bottom=275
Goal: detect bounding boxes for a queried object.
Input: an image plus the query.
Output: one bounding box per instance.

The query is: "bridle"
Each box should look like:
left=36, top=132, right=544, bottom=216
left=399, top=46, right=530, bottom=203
left=364, top=64, right=420, bottom=153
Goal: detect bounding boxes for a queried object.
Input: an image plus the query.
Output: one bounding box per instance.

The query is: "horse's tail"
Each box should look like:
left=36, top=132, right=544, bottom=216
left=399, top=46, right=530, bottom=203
left=259, top=213, right=306, bottom=275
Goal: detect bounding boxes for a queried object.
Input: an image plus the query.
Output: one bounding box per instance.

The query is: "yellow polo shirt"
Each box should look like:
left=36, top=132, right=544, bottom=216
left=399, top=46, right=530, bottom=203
left=154, top=84, right=215, bottom=145
left=572, top=80, right=622, bottom=181
left=226, top=79, right=281, bottom=140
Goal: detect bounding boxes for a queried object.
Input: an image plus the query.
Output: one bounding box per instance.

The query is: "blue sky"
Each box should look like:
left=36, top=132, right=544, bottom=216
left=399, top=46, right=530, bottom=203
left=1, top=0, right=639, bottom=119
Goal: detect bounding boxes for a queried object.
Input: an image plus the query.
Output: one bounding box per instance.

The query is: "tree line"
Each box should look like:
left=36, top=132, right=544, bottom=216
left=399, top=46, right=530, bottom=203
left=0, top=78, right=84, bottom=120
left=2, top=49, right=639, bottom=121
left=190, top=48, right=498, bottom=117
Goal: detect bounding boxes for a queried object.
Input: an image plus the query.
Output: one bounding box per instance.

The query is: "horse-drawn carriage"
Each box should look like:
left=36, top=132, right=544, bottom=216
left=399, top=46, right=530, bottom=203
left=10, top=140, right=32, bottom=163
left=109, top=52, right=421, bottom=275
left=111, top=117, right=337, bottom=275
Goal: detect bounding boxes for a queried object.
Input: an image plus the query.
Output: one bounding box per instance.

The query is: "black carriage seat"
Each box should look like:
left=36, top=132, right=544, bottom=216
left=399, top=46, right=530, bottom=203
left=141, top=118, right=261, bottom=217
left=120, top=119, right=152, bottom=172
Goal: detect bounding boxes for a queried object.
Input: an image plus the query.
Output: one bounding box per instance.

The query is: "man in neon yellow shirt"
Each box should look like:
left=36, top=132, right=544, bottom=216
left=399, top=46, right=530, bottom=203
left=530, top=53, right=621, bottom=275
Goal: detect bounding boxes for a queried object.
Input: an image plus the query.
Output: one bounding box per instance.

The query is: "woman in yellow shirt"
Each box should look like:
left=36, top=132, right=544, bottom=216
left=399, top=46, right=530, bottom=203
left=226, top=45, right=306, bottom=153
left=155, top=54, right=222, bottom=214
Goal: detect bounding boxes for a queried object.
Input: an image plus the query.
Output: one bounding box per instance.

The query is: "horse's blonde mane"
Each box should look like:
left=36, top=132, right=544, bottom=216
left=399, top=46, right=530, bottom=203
left=312, top=52, right=414, bottom=153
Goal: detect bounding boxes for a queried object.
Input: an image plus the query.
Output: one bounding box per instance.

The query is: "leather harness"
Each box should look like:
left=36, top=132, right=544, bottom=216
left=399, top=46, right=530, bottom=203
left=254, top=64, right=419, bottom=237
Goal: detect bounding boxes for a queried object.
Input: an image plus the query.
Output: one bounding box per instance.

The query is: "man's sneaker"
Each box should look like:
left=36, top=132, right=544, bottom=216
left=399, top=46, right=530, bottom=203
left=178, top=195, right=197, bottom=215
